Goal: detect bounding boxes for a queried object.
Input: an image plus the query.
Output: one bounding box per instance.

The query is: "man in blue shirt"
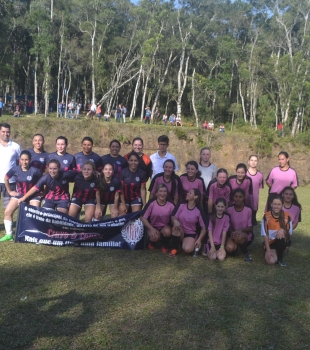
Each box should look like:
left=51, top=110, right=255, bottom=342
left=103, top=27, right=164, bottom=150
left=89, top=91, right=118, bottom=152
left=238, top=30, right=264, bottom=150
left=0, top=98, right=3, bottom=117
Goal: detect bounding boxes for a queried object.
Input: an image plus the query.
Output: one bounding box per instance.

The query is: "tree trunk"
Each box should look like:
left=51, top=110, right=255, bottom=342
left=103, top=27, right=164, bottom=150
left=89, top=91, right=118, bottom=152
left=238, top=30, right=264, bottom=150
left=191, top=69, right=199, bottom=128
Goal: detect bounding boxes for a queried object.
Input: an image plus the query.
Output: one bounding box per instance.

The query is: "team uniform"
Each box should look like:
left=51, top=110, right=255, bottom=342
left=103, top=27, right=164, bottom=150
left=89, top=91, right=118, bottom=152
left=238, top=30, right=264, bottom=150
left=5, top=166, right=42, bottom=201
left=282, top=204, right=301, bottom=227
left=74, top=151, right=103, bottom=172
left=71, top=173, right=99, bottom=207
left=246, top=170, right=264, bottom=212
left=27, top=148, right=49, bottom=172
left=198, top=163, right=217, bottom=190
left=261, top=211, right=292, bottom=261
left=46, top=152, right=77, bottom=171
left=119, top=167, right=147, bottom=206
left=179, top=174, right=205, bottom=202
left=149, top=151, right=179, bottom=178
left=172, top=203, right=208, bottom=238
left=207, top=179, right=231, bottom=207
left=34, top=170, right=78, bottom=210
left=124, top=153, right=152, bottom=181
left=101, top=154, right=127, bottom=178
left=148, top=172, right=182, bottom=202
left=99, top=176, right=122, bottom=205
left=228, top=175, right=253, bottom=203
left=206, top=213, right=230, bottom=251
left=226, top=205, right=256, bottom=245
left=141, top=198, right=175, bottom=230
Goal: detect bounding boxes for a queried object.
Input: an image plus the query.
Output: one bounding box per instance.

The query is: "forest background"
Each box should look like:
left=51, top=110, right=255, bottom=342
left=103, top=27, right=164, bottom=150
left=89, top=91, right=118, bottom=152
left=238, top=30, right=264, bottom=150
left=1, top=0, right=310, bottom=138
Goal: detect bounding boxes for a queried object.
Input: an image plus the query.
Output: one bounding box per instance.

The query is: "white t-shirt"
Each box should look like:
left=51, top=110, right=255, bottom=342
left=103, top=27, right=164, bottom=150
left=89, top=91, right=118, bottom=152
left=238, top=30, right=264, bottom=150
left=150, top=151, right=179, bottom=178
left=198, top=162, right=217, bottom=189
left=0, top=140, right=22, bottom=183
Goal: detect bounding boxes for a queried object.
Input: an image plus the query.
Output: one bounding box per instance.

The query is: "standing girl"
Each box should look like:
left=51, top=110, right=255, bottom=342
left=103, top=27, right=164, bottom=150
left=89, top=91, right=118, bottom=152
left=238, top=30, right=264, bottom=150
left=148, top=159, right=182, bottom=205
left=74, top=137, right=103, bottom=172
left=228, top=163, right=253, bottom=204
left=46, top=136, right=76, bottom=171
left=207, top=168, right=231, bottom=215
left=262, top=195, right=292, bottom=267
left=119, top=152, right=147, bottom=212
left=27, top=134, right=49, bottom=172
left=169, top=189, right=208, bottom=257
left=226, top=189, right=256, bottom=262
left=205, top=198, right=230, bottom=261
left=246, top=155, right=264, bottom=217
left=98, top=162, right=125, bottom=218
left=101, top=139, right=127, bottom=178
left=141, top=184, right=175, bottom=252
left=1, top=151, right=42, bottom=242
left=198, top=147, right=218, bottom=190
left=179, top=161, right=205, bottom=202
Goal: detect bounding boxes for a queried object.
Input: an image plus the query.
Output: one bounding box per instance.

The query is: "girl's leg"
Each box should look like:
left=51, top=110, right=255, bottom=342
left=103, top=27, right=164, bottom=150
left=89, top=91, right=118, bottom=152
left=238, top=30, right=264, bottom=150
left=182, top=237, right=196, bottom=254
left=160, top=225, right=172, bottom=251
left=225, top=237, right=238, bottom=253
left=84, top=205, right=95, bottom=223
left=29, top=199, right=41, bottom=207
left=57, top=208, right=69, bottom=214
left=109, top=204, right=119, bottom=218
left=100, top=204, right=107, bottom=218
left=131, top=205, right=142, bottom=213
left=265, top=249, right=278, bottom=265
left=68, top=204, right=80, bottom=218
left=4, top=198, right=19, bottom=222
left=208, top=250, right=217, bottom=261
left=216, top=249, right=226, bottom=262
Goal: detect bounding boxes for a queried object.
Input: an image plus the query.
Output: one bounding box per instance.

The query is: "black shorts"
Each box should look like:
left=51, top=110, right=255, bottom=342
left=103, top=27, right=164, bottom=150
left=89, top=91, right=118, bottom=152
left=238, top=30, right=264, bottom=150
left=43, top=199, right=70, bottom=210
left=206, top=242, right=222, bottom=252
left=183, top=233, right=197, bottom=239
left=125, top=197, right=142, bottom=206
left=70, top=197, right=96, bottom=208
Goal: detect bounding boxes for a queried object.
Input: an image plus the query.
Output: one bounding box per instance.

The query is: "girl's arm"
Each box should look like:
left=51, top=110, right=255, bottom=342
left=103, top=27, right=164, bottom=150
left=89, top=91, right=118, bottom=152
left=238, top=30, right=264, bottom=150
left=220, top=231, right=227, bottom=250
left=140, top=217, right=157, bottom=233
left=171, top=215, right=181, bottom=228
left=207, top=198, right=213, bottom=214
left=195, top=226, right=207, bottom=248
left=18, top=187, right=38, bottom=204
left=140, top=183, right=146, bottom=207
left=4, top=176, right=18, bottom=197
left=94, top=190, right=102, bottom=219
left=118, top=184, right=127, bottom=215
left=208, top=230, right=216, bottom=251
left=111, top=192, right=120, bottom=217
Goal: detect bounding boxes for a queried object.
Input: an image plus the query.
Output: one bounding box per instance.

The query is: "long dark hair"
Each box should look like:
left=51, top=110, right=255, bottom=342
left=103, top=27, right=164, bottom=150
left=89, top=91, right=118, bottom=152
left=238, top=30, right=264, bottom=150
left=278, top=151, right=290, bottom=166
left=163, top=159, right=179, bottom=199
left=186, top=160, right=201, bottom=178
left=281, top=186, right=302, bottom=209
left=189, top=188, right=201, bottom=207
left=99, top=162, right=114, bottom=192
left=270, top=195, right=289, bottom=238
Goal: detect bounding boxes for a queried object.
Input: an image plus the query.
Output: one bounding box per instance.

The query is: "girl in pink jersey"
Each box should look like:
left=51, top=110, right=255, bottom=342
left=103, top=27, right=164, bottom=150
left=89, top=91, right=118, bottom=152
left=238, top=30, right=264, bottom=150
left=207, top=168, right=231, bottom=214
left=226, top=189, right=256, bottom=263
left=228, top=163, right=253, bottom=205
left=169, top=189, right=208, bottom=257
left=141, top=184, right=175, bottom=253
left=205, top=198, right=230, bottom=261
left=281, top=187, right=301, bottom=229
left=179, top=161, right=205, bottom=203
left=246, top=155, right=264, bottom=216
left=266, top=151, right=298, bottom=210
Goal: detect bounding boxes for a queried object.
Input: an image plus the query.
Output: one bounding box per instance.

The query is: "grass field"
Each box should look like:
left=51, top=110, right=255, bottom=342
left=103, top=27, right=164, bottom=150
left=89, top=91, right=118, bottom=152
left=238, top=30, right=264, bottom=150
left=0, top=187, right=310, bottom=350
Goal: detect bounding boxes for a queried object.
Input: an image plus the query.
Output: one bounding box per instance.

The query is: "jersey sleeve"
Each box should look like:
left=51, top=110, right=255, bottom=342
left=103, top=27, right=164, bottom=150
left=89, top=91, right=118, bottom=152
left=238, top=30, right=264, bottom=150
left=223, top=214, right=230, bottom=232
left=34, top=174, right=48, bottom=191
left=6, top=167, right=17, bottom=180
left=141, top=199, right=154, bottom=219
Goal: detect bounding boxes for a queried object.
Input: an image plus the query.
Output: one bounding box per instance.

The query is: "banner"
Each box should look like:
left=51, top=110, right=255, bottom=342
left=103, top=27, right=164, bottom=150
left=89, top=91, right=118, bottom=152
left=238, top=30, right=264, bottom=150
left=15, top=203, right=145, bottom=250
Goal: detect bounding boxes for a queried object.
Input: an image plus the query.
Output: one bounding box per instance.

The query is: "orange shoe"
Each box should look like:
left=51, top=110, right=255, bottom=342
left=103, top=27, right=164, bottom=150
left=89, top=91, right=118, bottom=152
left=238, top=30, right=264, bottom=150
left=148, top=243, right=155, bottom=250
left=168, top=249, right=178, bottom=257
left=161, top=246, right=169, bottom=253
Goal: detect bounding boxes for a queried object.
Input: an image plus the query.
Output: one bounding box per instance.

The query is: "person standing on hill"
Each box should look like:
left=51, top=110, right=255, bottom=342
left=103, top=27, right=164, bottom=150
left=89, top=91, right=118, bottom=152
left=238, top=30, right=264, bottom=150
left=153, top=107, right=160, bottom=124
left=0, top=98, right=3, bottom=117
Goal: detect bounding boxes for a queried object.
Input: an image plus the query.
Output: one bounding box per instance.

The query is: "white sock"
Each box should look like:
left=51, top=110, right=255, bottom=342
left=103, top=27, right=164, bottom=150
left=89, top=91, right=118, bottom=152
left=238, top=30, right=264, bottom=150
left=4, top=220, right=13, bottom=235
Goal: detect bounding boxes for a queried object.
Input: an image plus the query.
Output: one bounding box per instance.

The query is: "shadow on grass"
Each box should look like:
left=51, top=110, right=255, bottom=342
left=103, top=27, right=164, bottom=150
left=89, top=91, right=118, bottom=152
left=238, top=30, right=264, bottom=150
left=0, top=230, right=309, bottom=349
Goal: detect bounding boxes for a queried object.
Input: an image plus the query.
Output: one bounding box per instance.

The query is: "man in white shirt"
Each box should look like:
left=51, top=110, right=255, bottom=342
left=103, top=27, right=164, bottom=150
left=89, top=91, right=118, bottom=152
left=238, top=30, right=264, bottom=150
left=0, top=123, right=21, bottom=210
left=150, top=135, right=178, bottom=178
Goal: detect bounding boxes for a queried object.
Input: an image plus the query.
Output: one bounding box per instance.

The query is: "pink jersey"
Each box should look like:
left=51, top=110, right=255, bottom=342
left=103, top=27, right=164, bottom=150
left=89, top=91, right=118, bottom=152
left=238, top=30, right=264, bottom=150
left=142, top=199, right=175, bottom=228
left=208, top=213, right=230, bottom=245
left=226, top=205, right=255, bottom=235
left=228, top=175, right=253, bottom=198
left=172, top=203, right=208, bottom=235
left=266, top=167, right=298, bottom=194
left=282, top=204, right=301, bottom=226
left=179, top=174, right=205, bottom=201
left=148, top=173, right=181, bottom=201
left=207, top=179, right=231, bottom=203
left=246, top=170, right=264, bottom=210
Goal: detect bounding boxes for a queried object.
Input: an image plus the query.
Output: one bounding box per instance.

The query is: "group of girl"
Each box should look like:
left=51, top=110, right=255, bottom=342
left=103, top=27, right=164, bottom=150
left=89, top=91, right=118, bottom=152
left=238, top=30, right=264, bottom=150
left=1, top=135, right=301, bottom=267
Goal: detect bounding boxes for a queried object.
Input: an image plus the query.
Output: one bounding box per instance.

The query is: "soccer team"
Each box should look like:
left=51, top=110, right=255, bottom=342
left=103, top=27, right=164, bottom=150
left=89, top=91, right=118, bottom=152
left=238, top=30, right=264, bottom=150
left=0, top=123, right=300, bottom=266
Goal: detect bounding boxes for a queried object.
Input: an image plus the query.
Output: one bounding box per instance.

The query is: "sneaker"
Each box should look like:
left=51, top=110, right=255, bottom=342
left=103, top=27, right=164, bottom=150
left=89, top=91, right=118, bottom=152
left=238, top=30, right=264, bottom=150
left=148, top=243, right=155, bottom=250
left=161, top=246, right=169, bottom=253
left=278, top=259, right=287, bottom=267
left=0, top=234, right=13, bottom=242
left=168, top=249, right=178, bottom=257
left=244, top=253, right=253, bottom=263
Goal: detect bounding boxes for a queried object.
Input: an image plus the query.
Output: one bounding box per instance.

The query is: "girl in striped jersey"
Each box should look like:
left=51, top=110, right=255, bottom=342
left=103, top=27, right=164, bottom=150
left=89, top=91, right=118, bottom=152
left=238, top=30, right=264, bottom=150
left=148, top=159, right=181, bottom=205
left=205, top=198, right=230, bottom=261
left=141, top=184, right=175, bottom=253
left=179, top=161, right=205, bottom=203
left=1, top=151, right=42, bottom=242
left=68, top=161, right=102, bottom=222
left=169, top=189, right=208, bottom=257
left=207, top=168, right=231, bottom=215
left=261, top=195, right=292, bottom=267
left=228, top=163, right=253, bottom=205
left=98, top=162, right=125, bottom=218
left=226, top=188, right=256, bottom=263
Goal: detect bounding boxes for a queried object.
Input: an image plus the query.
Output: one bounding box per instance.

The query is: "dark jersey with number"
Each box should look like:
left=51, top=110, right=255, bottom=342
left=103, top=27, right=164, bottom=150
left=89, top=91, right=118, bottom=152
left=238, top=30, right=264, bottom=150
left=46, top=152, right=77, bottom=171
left=34, top=170, right=78, bottom=201
left=124, top=153, right=152, bottom=181
left=119, top=167, right=146, bottom=201
left=6, top=166, right=43, bottom=195
left=74, top=151, right=103, bottom=172
left=27, top=148, right=49, bottom=172
left=99, top=176, right=122, bottom=205
left=72, top=173, right=99, bottom=202
left=101, top=154, right=127, bottom=178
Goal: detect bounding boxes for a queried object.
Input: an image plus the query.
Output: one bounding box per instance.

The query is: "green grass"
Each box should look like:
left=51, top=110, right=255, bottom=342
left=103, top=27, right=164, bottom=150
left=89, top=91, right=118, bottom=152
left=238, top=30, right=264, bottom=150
left=0, top=187, right=310, bottom=349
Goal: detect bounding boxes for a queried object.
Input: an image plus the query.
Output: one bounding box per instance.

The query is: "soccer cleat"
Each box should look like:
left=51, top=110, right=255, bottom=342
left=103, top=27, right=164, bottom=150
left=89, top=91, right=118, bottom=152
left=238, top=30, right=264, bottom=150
left=161, top=246, right=169, bottom=253
left=0, top=234, right=13, bottom=242
left=278, top=259, right=287, bottom=267
left=168, top=249, right=178, bottom=257
left=148, top=242, right=155, bottom=250
left=244, top=253, right=253, bottom=263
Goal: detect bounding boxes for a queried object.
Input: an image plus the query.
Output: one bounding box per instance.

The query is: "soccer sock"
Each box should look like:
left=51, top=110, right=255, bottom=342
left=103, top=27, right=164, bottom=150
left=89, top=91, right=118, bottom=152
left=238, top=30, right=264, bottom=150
left=4, top=220, right=13, bottom=235
left=276, top=238, right=286, bottom=260
left=239, top=241, right=248, bottom=255
left=161, top=234, right=170, bottom=248
left=170, top=235, right=180, bottom=250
